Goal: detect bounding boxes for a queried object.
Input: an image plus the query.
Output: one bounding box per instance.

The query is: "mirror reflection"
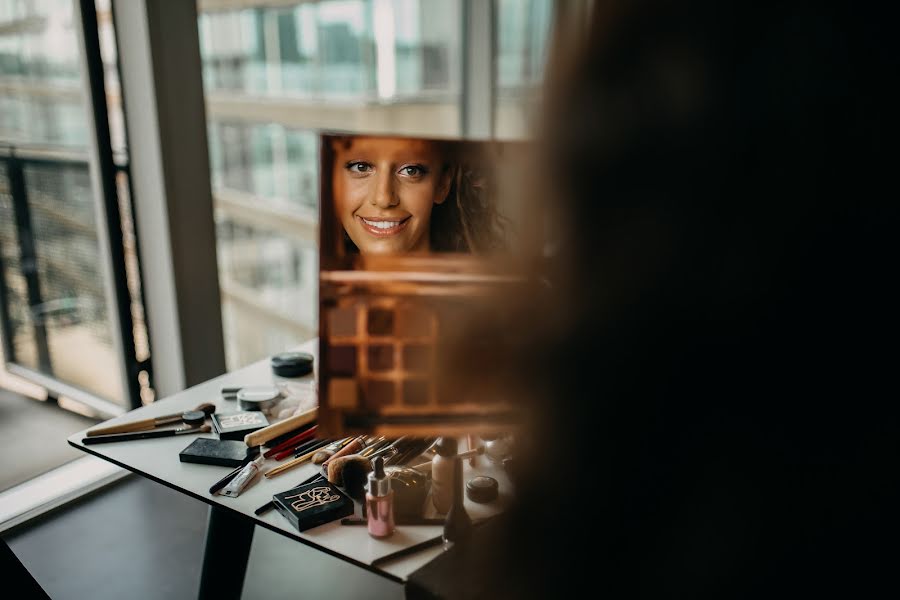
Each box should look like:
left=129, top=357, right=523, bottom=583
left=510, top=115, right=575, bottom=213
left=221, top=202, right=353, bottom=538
left=325, top=134, right=513, bottom=257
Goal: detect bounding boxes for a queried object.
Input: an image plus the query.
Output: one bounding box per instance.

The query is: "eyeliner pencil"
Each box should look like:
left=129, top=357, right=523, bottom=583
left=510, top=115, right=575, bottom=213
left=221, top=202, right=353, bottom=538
left=263, top=424, right=318, bottom=459
left=208, top=461, right=247, bottom=495
left=274, top=437, right=332, bottom=462
left=370, top=535, right=444, bottom=568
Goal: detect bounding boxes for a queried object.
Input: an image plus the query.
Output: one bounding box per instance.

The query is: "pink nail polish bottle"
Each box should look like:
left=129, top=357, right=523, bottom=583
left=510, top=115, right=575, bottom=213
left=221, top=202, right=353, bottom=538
left=366, top=456, right=394, bottom=538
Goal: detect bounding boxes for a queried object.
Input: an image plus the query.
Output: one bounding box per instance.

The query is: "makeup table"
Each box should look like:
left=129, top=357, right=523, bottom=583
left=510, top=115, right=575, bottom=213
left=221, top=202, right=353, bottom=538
left=67, top=339, right=512, bottom=599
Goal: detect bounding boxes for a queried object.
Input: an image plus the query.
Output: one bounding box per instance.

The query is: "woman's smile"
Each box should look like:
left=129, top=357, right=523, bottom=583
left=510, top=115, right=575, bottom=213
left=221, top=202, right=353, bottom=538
left=356, top=215, right=411, bottom=236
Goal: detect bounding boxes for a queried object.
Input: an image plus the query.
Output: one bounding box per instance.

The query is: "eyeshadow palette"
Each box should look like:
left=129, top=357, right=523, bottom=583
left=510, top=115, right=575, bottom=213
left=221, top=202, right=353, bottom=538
left=211, top=411, right=269, bottom=441
left=272, top=481, right=355, bottom=532
left=318, top=257, right=526, bottom=437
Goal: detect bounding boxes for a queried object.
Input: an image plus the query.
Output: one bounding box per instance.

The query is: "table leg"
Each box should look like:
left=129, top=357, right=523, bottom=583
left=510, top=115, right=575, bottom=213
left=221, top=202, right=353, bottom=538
left=199, top=505, right=255, bottom=599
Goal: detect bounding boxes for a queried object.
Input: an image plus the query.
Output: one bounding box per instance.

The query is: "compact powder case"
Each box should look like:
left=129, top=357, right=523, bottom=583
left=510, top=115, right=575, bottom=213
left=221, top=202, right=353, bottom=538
left=271, top=351, right=314, bottom=378
left=237, top=386, right=281, bottom=412
left=466, top=476, right=499, bottom=503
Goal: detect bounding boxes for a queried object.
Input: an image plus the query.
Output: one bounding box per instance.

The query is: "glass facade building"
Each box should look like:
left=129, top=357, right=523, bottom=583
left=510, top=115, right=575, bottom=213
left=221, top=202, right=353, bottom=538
left=198, top=0, right=554, bottom=370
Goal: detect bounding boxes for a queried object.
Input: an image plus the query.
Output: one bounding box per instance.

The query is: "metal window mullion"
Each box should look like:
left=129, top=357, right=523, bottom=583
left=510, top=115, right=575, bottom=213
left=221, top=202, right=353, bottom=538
left=461, top=0, right=495, bottom=138
left=74, top=0, right=142, bottom=410
left=112, top=0, right=225, bottom=397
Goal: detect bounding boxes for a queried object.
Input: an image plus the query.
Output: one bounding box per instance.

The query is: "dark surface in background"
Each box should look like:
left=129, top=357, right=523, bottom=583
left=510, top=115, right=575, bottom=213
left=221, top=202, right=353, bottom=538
left=0, top=388, right=98, bottom=491
left=4, top=476, right=207, bottom=600
left=439, top=2, right=898, bottom=599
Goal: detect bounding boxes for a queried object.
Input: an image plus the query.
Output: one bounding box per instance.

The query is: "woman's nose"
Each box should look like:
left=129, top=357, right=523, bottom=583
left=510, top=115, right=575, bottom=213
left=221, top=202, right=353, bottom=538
left=371, top=171, right=398, bottom=208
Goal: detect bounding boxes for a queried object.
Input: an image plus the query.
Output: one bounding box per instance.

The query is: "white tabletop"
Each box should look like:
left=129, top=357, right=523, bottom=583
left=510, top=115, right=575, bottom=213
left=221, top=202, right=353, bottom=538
left=67, top=340, right=512, bottom=583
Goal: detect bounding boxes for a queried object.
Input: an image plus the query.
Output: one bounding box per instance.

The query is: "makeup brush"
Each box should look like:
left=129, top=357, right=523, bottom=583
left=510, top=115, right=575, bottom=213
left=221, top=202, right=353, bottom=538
left=311, top=437, right=353, bottom=464
left=326, top=454, right=371, bottom=486
left=327, top=455, right=372, bottom=500
left=409, top=446, right=484, bottom=472
left=86, top=403, right=216, bottom=436
left=321, top=435, right=366, bottom=468
left=83, top=424, right=212, bottom=445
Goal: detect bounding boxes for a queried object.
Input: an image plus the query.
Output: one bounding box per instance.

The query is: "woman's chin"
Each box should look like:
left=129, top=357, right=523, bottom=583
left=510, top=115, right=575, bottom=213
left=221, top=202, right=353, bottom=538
left=354, top=232, right=427, bottom=255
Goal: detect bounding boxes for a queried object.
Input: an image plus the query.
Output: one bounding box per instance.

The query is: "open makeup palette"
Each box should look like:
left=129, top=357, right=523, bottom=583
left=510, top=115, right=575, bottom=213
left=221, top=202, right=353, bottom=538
left=317, top=133, right=537, bottom=437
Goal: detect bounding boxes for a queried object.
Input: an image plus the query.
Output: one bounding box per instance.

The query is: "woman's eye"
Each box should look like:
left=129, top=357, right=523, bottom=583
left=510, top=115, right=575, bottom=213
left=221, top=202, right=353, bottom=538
left=399, top=165, right=426, bottom=177
left=346, top=162, right=372, bottom=174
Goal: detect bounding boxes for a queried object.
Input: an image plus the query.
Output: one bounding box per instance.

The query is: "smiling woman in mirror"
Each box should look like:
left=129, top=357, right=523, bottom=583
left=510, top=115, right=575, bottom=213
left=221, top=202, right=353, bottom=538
left=331, top=136, right=506, bottom=255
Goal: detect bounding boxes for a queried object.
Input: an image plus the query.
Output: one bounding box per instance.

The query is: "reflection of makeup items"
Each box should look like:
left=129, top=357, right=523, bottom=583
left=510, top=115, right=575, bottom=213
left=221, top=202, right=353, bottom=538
left=83, top=424, right=211, bottom=445
left=85, top=403, right=215, bottom=436
left=410, top=446, right=483, bottom=472
left=272, top=480, right=354, bottom=532
left=442, top=454, right=472, bottom=548
left=466, top=434, right=478, bottom=467
left=384, top=465, right=432, bottom=518
left=430, top=437, right=456, bottom=514
left=366, top=457, right=395, bottom=539
left=481, top=433, right=513, bottom=464
left=221, top=454, right=265, bottom=497
left=387, top=437, right=437, bottom=467
left=465, top=476, right=498, bottom=503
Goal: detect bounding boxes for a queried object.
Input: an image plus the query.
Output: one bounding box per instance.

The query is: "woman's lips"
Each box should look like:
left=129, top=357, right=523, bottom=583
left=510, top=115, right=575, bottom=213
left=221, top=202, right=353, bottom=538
left=357, top=215, right=410, bottom=237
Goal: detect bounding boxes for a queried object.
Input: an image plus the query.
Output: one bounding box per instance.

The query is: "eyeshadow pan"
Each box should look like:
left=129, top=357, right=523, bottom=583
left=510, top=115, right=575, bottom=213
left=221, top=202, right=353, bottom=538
left=402, top=344, right=431, bottom=372
left=397, top=306, right=433, bottom=338
left=365, top=380, right=395, bottom=408
left=328, top=378, right=359, bottom=409
left=367, top=344, right=394, bottom=371
left=328, top=306, right=357, bottom=337
left=328, top=345, right=357, bottom=376
left=367, top=308, right=394, bottom=336
left=403, top=380, right=430, bottom=406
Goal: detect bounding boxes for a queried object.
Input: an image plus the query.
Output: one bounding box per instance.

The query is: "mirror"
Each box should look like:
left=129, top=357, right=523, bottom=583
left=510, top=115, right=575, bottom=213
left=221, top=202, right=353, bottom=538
left=318, top=133, right=537, bottom=436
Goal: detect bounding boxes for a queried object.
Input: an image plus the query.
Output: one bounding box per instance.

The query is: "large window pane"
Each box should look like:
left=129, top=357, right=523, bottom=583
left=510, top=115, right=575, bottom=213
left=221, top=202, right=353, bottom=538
left=0, top=0, right=131, bottom=406
left=199, top=0, right=463, bottom=370
left=494, top=0, right=555, bottom=139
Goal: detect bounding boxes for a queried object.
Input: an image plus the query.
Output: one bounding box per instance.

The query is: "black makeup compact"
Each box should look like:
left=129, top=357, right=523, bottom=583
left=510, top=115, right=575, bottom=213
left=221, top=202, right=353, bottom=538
left=271, top=351, right=314, bottom=378
left=465, top=476, right=498, bottom=503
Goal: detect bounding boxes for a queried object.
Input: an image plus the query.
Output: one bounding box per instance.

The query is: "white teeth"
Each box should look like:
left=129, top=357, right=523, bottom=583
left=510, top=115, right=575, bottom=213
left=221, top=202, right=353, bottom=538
left=362, top=218, right=401, bottom=230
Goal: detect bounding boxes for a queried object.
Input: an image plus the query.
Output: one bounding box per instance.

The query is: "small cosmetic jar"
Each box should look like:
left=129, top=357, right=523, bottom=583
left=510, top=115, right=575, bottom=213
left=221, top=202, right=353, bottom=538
left=271, top=351, right=314, bottom=378
left=237, top=386, right=282, bottom=412
left=466, top=476, right=499, bottom=503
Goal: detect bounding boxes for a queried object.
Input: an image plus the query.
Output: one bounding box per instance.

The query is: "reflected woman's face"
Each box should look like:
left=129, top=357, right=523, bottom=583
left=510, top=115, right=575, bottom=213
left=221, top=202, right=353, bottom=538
left=332, top=137, right=451, bottom=255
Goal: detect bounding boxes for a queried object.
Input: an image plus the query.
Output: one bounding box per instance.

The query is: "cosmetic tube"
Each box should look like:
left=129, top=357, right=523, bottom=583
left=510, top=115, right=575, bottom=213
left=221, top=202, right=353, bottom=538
left=222, top=454, right=264, bottom=497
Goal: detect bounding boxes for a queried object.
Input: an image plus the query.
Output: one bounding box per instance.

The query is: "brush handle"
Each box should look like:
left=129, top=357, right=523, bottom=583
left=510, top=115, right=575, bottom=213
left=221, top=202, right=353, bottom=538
left=85, top=415, right=181, bottom=436
left=244, top=407, right=317, bottom=447
left=83, top=425, right=211, bottom=445
left=322, top=436, right=365, bottom=467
